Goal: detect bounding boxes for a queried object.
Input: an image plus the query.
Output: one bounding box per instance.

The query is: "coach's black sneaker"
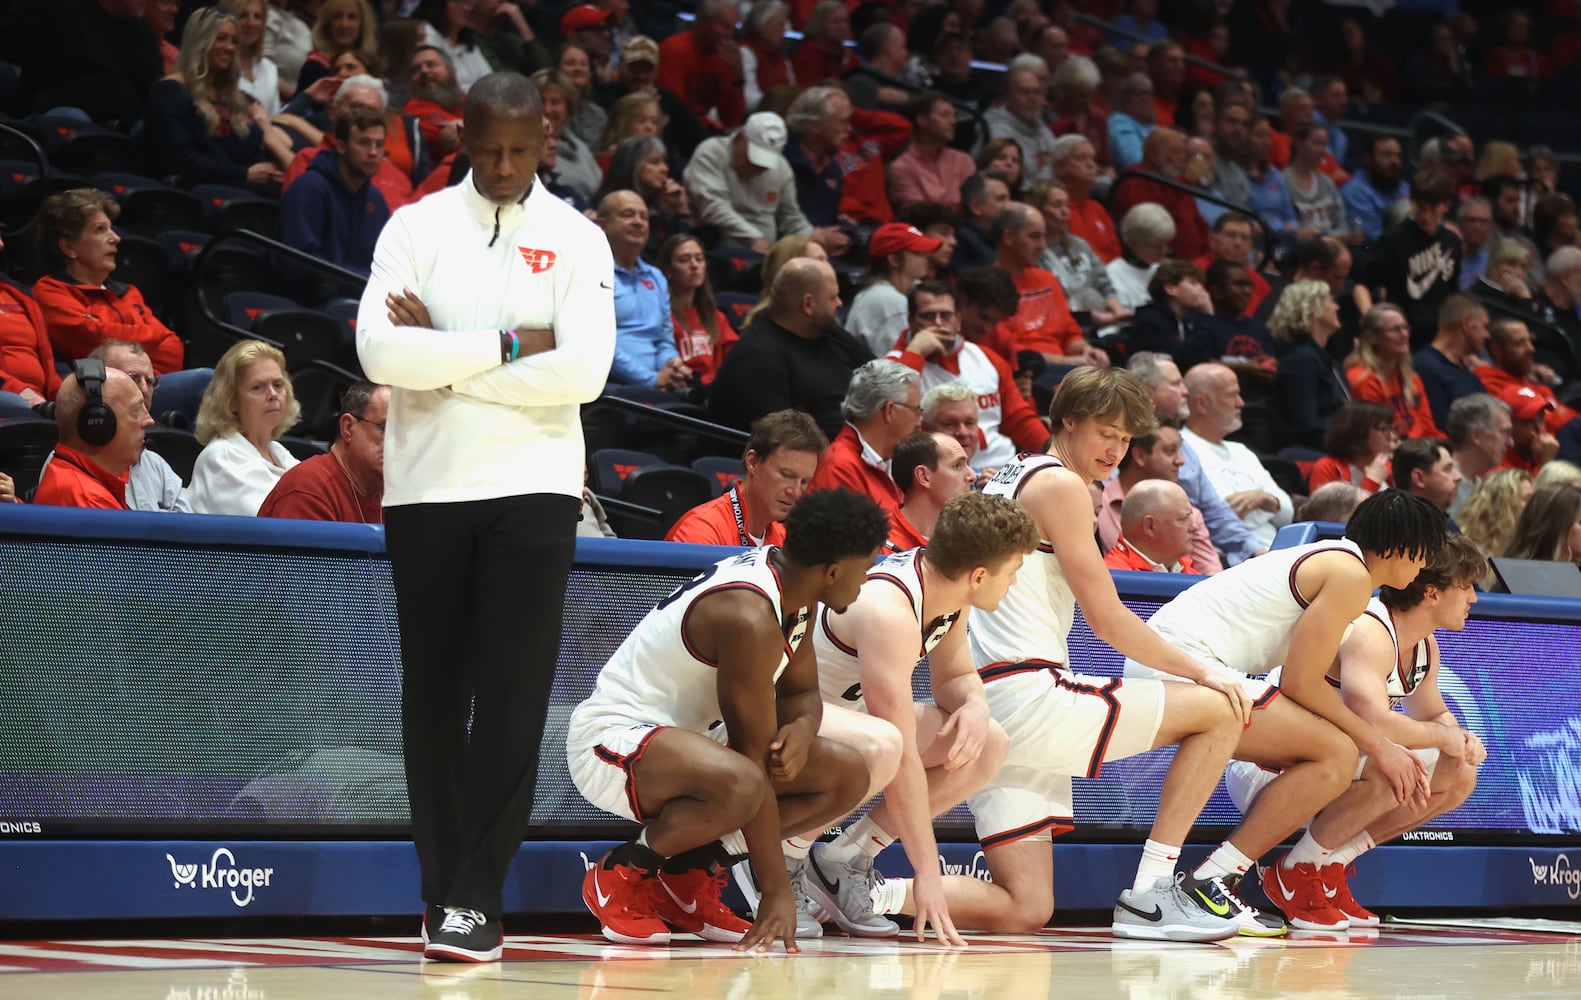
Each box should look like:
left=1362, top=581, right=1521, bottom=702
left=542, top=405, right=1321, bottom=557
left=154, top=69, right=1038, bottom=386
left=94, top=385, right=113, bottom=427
left=424, top=907, right=503, bottom=962
left=419, top=903, right=444, bottom=947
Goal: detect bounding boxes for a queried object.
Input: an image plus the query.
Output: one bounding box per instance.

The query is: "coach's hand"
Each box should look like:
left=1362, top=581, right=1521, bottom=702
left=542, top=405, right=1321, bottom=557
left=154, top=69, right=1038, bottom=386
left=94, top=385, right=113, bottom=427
left=768, top=717, right=815, bottom=782
left=737, top=888, right=799, bottom=954
left=938, top=700, right=990, bottom=771
left=386, top=288, right=434, bottom=329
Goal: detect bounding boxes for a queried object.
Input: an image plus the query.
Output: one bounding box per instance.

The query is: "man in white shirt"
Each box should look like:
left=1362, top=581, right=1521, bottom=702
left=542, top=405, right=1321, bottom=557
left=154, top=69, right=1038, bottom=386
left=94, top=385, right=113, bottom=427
left=1180, top=362, right=1292, bottom=547
left=357, top=72, right=616, bottom=965
left=90, top=339, right=190, bottom=513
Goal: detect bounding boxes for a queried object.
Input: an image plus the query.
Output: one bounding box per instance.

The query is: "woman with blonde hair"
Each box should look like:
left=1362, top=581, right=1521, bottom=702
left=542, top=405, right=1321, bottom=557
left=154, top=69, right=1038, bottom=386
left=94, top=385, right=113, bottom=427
left=1270, top=278, right=1350, bottom=449
left=531, top=67, right=602, bottom=199
left=1346, top=303, right=1439, bottom=439
left=187, top=340, right=301, bottom=516
left=1473, top=140, right=1523, bottom=184
left=595, top=92, right=662, bottom=163
left=143, top=7, right=291, bottom=187
left=298, top=0, right=378, bottom=93
left=1458, top=468, right=1535, bottom=580
left=224, top=0, right=281, bottom=117
left=1503, top=483, right=1581, bottom=565
left=738, top=234, right=830, bottom=332
left=1536, top=460, right=1581, bottom=490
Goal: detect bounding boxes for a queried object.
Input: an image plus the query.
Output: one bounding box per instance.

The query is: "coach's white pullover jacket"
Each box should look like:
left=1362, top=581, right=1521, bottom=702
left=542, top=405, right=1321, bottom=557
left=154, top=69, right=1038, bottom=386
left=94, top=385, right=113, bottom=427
left=357, top=174, right=616, bottom=507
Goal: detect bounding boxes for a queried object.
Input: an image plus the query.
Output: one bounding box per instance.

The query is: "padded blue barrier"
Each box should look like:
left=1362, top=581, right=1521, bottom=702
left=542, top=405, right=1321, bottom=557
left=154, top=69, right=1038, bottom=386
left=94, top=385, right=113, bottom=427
left=0, top=506, right=1576, bottom=921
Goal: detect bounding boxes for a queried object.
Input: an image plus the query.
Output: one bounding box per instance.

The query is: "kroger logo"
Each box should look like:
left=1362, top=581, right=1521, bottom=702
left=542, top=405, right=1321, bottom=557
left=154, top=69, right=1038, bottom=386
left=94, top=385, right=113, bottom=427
left=1528, top=853, right=1581, bottom=901
left=166, top=848, right=276, bottom=907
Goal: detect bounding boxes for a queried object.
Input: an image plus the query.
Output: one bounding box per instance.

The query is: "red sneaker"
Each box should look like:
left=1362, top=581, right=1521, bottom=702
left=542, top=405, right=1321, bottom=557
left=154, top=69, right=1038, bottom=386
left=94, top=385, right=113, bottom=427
left=1320, top=863, right=1380, bottom=927
left=582, top=857, right=671, bottom=945
left=653, top=867, right=753, bottom=943
left=1261, top=858, right=1350, bottom=931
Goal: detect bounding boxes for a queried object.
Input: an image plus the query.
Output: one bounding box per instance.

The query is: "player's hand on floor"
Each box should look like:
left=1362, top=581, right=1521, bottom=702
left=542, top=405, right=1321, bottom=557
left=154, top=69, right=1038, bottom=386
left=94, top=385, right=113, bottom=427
left=912, top=883, right=968, bottom=947
left=736, top=891, right=799, bottom=954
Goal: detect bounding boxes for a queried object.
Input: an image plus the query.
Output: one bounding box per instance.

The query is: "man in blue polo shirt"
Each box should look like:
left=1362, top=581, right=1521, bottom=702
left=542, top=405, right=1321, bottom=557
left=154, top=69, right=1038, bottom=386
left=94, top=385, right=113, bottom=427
left=599, top=190, right=690, bottom=390
left=1341, top=135, right=1408, bottom=246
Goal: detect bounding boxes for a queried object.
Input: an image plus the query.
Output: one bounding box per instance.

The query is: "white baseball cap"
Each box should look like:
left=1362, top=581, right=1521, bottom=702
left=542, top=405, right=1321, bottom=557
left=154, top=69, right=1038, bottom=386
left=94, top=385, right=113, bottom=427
left=740, top=112, right=786, bottom=168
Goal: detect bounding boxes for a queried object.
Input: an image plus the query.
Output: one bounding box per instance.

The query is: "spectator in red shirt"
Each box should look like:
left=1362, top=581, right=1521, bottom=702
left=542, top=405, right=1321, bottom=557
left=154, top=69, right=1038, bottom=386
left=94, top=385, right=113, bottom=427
left=660, top=234, right=739, bottom=388
left=32, top=189, right=184, bottom=375
left=1346, top=303, right=1441, bottom=440
left=1479, top=317, right=1581, bottom=455
left=1108, top=128, right=1210, bottom=260
left=403, top=44, right=465, bottom=165
left=1053, top=134, right=1122, bottom=261
left=1145, top=40, right=1185, bottom=128
left=666, top=409, right=829, bottom=545
left=656, top=0, right=747, bottom=130
left=989, top=203, right=1105, bottom=367
left=34, top=364, right=153, bottom=511
left=259, top=381, right=388, bottom=523
left=886, top=429, right=975, bottom=550
left=741, top=1, right=795, bottom=109
left=1496, top=386, right=1561, bottom=475
left=1102, top=479, right=1199, bottom=574
left=807, top=359, right=921, bottom=511
left=1193, top=212, right=1270, bottom=315
left=793, top=1, right=859, bottom=86
left=0, top=239, right=59, bottom=418
left=1307, top=401, right=1396, bottom=499
left=1483, top=10, right=1549, bottom=91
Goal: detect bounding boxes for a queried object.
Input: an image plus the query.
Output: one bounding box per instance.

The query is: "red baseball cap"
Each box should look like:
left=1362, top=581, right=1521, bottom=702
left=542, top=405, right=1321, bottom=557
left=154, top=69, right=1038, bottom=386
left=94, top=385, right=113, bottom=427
left=1504, top=385, right=1556, bottom=422
left=869, top=222, right=943, bottom=258
left=561, top=5, right=612, bottom=33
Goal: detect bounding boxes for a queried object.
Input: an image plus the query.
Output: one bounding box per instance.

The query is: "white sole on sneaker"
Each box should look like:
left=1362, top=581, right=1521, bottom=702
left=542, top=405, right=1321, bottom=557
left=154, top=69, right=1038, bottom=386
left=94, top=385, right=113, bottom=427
left=423, top=941, right=504, bottom=963
left=1112, top=920, right=1239, bottom=943
left=598, top=925, right=671, bottom=946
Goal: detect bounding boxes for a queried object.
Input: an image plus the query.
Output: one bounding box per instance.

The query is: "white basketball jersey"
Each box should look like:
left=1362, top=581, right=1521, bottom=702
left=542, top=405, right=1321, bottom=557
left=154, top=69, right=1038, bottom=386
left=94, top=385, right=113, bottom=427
left=574, top=547, right=813, bottom=733
left=1315, top=597, right=1431, bottom=707
left=968, top=453, right=1077, bottom=670
left=1147, top=539, right=1366, bottom=675
left=815, top=548, right=962, bottom=705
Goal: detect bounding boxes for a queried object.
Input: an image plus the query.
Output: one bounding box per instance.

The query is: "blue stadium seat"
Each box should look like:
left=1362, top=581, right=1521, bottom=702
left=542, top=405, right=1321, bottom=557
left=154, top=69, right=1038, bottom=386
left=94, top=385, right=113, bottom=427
left=117, top=186, right=205, bottom=236
left=589, top=448, right=663, bottom=496
left=715, top=291, right=758, bottom=332
left=691, top=456, right=743, bottom=497
left=619, top=466, right=715, bottom=538
left=708, top=245, right=766, bottom=293
left=109, top=233, right=172, bottom=318
left=226, top=291, right=298, bottom=332
left=156, top=229, right=210, bottom=270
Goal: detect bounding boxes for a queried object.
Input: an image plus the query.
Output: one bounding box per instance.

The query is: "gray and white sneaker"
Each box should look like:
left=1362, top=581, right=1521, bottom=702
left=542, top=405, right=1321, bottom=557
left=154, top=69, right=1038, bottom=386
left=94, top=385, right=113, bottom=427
left=733, top=857, right=824, bottom=938
left=802, top=844, right=899, bottom=938
left=1112, top=872, right=1239, bottom=942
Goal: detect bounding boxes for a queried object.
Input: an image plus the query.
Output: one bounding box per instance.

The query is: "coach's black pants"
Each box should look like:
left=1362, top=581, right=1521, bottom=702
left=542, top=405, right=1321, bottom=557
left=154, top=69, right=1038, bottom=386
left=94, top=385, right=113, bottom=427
left=385, top=493, right=579, bottom=916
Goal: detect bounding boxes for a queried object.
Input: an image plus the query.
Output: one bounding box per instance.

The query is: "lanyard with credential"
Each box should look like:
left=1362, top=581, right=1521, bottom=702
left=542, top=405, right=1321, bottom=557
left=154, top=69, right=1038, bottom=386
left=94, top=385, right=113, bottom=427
left=727, top=486, right=754, bottom=547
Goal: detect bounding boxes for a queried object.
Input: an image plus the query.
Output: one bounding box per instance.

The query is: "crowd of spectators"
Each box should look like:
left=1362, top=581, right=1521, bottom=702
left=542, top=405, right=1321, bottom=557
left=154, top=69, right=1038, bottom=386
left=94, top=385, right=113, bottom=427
left=5, top=0, right=1581, bottom=579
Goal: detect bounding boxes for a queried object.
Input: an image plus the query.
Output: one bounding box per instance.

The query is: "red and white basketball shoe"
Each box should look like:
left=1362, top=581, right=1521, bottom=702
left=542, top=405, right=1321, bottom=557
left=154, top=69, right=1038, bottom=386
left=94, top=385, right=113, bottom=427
left=653, top=866, right=753, bottom=943
left=1320, top=863, right=1380, bottom=927
left=582, top=854, right=671, bottom=945
left=1261, top=858, right=1350, bottom=931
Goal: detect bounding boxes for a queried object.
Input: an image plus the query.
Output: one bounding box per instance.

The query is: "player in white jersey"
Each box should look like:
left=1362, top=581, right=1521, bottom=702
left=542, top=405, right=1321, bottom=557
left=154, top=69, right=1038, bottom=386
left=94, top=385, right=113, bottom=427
left=1224, top=534, right=1486, bottom=928
left=961, top=366, right=1259, bottom=943
left=567, top=490, right=891, bottom=953
left=805, top=492, right=1037, bottom=945
left=1126, top=489, right=1448, bottom=931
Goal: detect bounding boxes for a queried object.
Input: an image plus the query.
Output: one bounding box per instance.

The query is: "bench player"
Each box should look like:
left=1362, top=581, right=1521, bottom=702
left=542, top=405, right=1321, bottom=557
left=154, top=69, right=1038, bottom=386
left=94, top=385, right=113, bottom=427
left=802, top=491, right=1037, bottom=945
left=956, top=366, right=1256, bottom=942
left=566, top=489, right=891, bottom=952
left=1224, top=533, right=1486, bottom=928
left=1127, top=490, right=1448, bottom=930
